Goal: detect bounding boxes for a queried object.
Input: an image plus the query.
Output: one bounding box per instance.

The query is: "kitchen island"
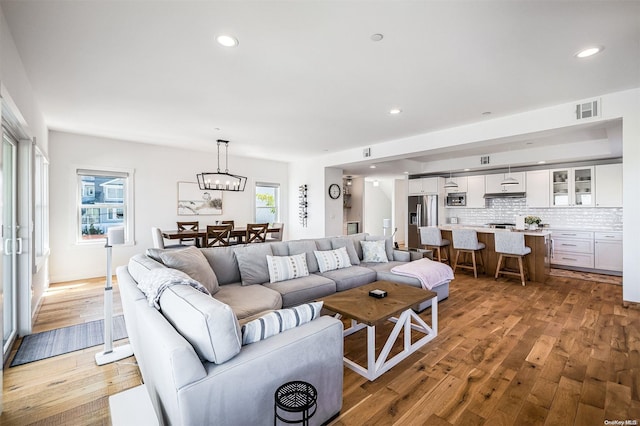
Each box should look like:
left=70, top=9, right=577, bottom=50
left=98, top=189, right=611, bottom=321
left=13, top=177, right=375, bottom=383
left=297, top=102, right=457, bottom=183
left=439, top=225, right=551, bottom=283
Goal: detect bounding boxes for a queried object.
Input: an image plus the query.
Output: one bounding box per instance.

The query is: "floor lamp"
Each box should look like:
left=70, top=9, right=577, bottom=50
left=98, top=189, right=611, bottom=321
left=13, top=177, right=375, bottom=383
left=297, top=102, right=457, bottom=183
left=95, top=226, right=133, bottom=365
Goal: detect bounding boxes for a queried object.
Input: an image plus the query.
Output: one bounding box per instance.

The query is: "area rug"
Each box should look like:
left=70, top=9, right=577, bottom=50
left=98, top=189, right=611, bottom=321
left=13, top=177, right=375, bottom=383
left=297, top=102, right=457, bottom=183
left=10, top=315, right=128, bottom=367
left=549, top=268, right=622, bottom=285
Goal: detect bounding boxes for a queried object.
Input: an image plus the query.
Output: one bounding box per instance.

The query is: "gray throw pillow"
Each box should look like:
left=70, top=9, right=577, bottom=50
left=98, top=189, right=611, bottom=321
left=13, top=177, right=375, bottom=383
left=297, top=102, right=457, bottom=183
left=233, top=244, right=274, bottom=285
left=287, top=240, right=319, bottom=273
left=331, top=238, right=360, bottom=265
left=159, top=246, right=220, bottom=295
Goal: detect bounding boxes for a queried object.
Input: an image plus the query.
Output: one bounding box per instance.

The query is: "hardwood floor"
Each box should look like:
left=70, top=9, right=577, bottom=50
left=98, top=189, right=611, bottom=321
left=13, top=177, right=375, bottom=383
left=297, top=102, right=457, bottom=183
left=2, top=272, right=638, bottom=425
left=2, top=278, right=141, bottom=426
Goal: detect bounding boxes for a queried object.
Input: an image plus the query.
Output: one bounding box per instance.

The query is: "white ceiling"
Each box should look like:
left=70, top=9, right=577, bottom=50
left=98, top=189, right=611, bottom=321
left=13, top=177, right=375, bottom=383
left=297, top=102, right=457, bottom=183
left=2, top=1, right=639, bottom=169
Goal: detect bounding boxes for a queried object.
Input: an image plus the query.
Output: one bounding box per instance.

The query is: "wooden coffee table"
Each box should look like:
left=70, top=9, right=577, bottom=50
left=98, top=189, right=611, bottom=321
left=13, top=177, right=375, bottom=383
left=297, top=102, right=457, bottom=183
left=319, top=281, right=438, bottom=381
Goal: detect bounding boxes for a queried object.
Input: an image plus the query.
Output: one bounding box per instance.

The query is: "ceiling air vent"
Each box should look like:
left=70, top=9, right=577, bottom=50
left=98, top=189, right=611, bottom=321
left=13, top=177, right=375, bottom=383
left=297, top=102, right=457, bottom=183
left=576, top=99, right=600, bottom=120
left=363, top=147, right=371, bottom=158
left=480, top=156, right=490, bottom=165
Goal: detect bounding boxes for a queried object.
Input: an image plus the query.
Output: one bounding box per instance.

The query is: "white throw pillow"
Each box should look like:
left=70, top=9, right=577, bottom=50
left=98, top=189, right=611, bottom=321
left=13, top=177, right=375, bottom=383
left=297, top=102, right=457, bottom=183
left=360, top=240, right=389, bottom=263
left=159, top=246, right=219, bottom=294
left=266, top=253, right=309, bottom=283
left=313, top=247, right=352, bottom=273
left=241, top=302, right=323, bottom=345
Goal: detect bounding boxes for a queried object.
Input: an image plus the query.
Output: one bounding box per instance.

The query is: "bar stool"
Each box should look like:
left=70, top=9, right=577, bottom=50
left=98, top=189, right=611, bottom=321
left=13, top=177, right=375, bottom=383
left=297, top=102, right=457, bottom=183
left=419, top=226, right=450, bottom=264
left=452, top=229, right=486, bottom=278
left=494, top=231, right=531, bottom=286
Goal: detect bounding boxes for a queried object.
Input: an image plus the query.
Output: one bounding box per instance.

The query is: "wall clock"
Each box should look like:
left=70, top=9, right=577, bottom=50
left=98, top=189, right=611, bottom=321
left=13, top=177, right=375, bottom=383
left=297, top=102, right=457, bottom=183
left=328, top=183, right=341, bottom=199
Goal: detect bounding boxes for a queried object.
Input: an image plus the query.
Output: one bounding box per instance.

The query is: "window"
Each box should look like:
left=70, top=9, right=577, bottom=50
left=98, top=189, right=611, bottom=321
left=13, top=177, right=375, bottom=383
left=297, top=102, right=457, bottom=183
left=77, top=168, right=134, bottom=243
left=255, top=182, right=280, bottom=223
left=34, top=147, right=49, bottom=261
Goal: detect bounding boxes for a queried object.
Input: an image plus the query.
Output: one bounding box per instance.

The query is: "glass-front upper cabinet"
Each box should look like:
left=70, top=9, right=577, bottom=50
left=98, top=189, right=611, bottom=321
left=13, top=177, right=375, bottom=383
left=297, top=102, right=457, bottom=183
left=550, top=167, right=594, bottom=207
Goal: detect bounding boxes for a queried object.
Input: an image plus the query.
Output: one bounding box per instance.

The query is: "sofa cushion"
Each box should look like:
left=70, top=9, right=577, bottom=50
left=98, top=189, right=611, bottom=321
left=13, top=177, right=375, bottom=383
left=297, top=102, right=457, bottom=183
left=345, top=232, right=368, bottom=260
left=240, top=302, right=323, bottom=345
left=314, top=247, right=352, bottom=273
left=128, top=253, right=166, bottom=283
left=269, top=242, right=289, bottom=256
left=200, top=246, right=241, bottom=285
left=314, top=237, right=333, bottom=251
left=159, top=284, right=241, bottom=364
left=266, top=253, right=309, bottom=283
left=159, top=247, right=219, bottom=294
left=233, top=244, right=274, bottom=285
left=319, top=265, right=377, bottom=292
left=264, top=274, right=336, bottom=308
left=214, top=283, right=283, bottom=320
left=360, top=239, right=389, bottom=263
left=330, top=238, right=360, bottom=265
left=287, top=240, right=320, bottom=273
left=365, top=235, right=394, bottom=262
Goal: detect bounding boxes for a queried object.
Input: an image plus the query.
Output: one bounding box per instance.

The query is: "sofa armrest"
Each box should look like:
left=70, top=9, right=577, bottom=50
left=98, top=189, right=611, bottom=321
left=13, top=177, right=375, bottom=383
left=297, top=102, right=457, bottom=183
left=176, top=316, right=344, bottom=426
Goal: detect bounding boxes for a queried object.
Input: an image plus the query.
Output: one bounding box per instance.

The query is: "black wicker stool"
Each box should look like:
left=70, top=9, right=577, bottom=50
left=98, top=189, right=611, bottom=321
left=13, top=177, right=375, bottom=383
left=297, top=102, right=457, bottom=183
left=274, top=381, right=318, bottom=426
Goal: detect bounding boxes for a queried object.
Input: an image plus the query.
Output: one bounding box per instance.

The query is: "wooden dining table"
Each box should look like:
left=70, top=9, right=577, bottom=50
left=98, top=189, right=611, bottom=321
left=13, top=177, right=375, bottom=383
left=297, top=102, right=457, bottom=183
left=162, top=226, right=280, bottom=247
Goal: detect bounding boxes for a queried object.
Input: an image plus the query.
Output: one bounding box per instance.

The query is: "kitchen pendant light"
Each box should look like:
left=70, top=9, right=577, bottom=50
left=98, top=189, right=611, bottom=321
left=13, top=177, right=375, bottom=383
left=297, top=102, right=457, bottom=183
left=501, top=163, right=519, bottom=186
left=197, top=140, right=247, bottom=192
left=444, top=171, right=458, bottom=189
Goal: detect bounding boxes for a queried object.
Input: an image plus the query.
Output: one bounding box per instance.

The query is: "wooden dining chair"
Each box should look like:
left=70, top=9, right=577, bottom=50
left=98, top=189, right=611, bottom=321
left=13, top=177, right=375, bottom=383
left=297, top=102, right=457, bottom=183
left=206, top=224, right=232, bottom=247
left=220, top=220, right=237, bottom=244
left=266, top=223, right=284, bottom=242
left=246, top=223, right=269, bottom=243
left=177, top=221, right=199, bottom=246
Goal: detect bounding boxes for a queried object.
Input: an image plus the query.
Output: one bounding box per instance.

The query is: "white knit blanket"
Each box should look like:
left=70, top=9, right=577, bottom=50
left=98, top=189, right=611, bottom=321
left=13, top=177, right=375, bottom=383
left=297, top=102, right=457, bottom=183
left=390, top=258, right=454, bottom=290
left=136, top=268, right=210, bottom=309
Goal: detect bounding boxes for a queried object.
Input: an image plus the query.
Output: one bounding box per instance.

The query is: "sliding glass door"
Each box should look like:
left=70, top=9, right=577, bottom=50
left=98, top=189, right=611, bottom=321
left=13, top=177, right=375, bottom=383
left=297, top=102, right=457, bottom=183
left=2, top=131, right=18, bottom=358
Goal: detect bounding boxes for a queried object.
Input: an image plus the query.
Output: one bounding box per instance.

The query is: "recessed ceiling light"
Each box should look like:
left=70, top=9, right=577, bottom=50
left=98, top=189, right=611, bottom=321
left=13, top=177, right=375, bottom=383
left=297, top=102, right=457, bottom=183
left=403, top=171, right=409, bottom=174
left=538, top=160, right=546, bottom=164
left=371, top=33, right=384, bottom=42
left=389, top=108, right=402, bottom=115
left=464, top=168, right=470, bottom=171
left=575, top=46, right=603, bottom=58
left=370, top=165, right=377, bottom=169
left=216, top=34, right=239, bottom=47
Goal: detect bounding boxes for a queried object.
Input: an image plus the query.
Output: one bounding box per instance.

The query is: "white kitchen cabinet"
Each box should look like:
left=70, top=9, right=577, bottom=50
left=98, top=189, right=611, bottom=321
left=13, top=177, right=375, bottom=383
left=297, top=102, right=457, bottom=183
left=526, top=170, right=550, bottom=207
left=443, top=176, right=467, bottom=194
left=485, top=172, right=526, bottom=194
left=551, top=230, right=594, bottom=269
left=408, top=177, right=440, bottom=195
left=594, top=231, right=622, bottom=272
left=595, top=163, right=622, bottom=207
left=466, top=175, right=486, bottom=208
left=550, top=166, right=595, bottom=207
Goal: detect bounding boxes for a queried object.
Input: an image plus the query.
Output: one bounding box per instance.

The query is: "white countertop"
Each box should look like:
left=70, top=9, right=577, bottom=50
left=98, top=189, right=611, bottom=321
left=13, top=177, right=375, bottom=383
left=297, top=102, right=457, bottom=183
left=439, top=224, right=552, bottom=237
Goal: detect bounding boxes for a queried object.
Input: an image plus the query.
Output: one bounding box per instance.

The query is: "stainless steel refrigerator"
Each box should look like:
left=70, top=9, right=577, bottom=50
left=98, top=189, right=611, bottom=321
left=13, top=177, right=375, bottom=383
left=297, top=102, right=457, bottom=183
left=407, top=195, right=438, bottom=249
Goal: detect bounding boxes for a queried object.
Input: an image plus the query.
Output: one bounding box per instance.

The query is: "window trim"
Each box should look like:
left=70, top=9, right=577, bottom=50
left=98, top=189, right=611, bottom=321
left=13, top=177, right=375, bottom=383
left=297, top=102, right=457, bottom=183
left=255, top=181, right=280, bottom=223
left=76, top=167, right=135, bottom=245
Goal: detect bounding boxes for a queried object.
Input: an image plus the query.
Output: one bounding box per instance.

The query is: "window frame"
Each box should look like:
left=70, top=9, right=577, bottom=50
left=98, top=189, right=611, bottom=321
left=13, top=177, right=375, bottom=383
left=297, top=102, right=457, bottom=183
left=76, top=168, right=135, bottom=245
left=34, top=146, right=50, bottom=267
left=255, top=182, right=280, bottom=224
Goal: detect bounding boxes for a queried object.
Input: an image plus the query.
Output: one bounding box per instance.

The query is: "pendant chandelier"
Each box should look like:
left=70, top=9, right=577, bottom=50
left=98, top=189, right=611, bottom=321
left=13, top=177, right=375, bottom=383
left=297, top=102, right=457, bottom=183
left=197, top=140, right=247, bottom=192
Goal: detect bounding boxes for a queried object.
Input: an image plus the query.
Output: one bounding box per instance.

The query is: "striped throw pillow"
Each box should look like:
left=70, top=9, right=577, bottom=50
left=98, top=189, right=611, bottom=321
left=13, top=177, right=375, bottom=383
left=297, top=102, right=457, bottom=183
left=266, top=253, right=309, bottom=283
left=241, top=302, right=323, bottom=345
left=314, top=246, right=352, bottom=273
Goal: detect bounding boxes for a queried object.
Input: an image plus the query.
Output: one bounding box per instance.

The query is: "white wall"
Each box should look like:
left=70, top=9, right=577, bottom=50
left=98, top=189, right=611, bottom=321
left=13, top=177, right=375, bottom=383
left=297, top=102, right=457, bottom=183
left=393, top=178, right=407, bottom=246
left=324, top=167, right=344, bottom=237
left=1, top=6, right=49, bottom=335
left=48, top=131, right=289, bottom=282
left=363, top=180, right=392, bottom=236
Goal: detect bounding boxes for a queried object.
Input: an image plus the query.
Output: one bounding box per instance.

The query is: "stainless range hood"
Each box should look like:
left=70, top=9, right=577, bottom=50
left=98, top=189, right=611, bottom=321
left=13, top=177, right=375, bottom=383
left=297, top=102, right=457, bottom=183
left=483, top=192, right=526, bottom=199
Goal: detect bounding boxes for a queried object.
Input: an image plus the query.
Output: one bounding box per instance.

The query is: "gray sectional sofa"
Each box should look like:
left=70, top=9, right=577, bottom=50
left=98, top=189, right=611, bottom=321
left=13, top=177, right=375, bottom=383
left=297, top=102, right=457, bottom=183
left=116, top=233, right=450, bottom=425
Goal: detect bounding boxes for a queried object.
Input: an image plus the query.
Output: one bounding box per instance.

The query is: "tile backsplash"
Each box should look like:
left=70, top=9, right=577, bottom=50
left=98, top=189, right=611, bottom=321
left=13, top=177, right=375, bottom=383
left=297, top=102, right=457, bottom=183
left=446, top=198, right=622, bottom=231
